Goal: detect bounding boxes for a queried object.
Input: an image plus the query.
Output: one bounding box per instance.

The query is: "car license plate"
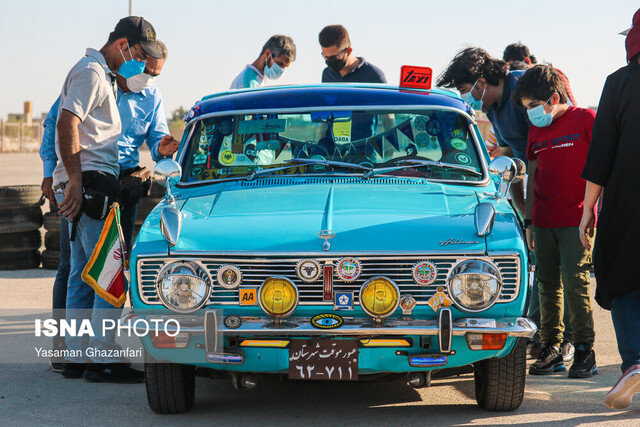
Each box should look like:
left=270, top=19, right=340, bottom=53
left=289, top=339, right=358, bottom=381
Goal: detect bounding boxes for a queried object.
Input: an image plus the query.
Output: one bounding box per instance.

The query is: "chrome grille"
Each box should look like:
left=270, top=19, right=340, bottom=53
left=137, top=254, right=520, bottom=306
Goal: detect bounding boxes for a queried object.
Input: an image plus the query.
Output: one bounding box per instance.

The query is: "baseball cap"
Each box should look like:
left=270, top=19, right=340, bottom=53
left=620, top=8, right=640, bottom=35
left=113, top=16, right=161, bottom=59
left=624, top=8, right=640, bottom=61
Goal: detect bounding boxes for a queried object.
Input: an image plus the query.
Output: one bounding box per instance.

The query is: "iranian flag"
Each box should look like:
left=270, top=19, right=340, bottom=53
left=82, top=204, right=128, bottom=307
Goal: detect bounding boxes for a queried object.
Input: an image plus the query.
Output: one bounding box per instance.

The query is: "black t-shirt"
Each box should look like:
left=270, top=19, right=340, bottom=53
left=321, top=57, right=387, bottom=83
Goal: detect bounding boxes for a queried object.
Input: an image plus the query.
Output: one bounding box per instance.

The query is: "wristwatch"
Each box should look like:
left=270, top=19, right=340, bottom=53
left=522, top=219, right=532, bottom=229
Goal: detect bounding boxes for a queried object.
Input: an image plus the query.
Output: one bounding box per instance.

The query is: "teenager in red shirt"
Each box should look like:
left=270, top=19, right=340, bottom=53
left=513, top=65, right=597, bottom=378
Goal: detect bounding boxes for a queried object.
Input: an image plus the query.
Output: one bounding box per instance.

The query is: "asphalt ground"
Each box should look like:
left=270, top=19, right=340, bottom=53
left=1, top=152, right=639, bottom=426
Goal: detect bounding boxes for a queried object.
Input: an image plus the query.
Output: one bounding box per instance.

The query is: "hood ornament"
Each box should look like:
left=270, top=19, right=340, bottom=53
left=317, top=230, right=336, bottom=251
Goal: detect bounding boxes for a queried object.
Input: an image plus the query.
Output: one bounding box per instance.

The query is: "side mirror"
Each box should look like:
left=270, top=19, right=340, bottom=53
left=489, top=156, right=527, bottom=196
left=153, top=159, right=182, bottom=203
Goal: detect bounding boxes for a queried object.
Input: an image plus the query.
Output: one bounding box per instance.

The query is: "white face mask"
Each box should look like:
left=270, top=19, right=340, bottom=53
left=126, top=73, right=156, bottom=93
left=264, top=56, right=284, bottom=80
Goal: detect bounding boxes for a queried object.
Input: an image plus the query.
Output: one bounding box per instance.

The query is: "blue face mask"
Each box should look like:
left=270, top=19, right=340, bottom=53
left=527, top=97, right=555, bottom=127
left=117, top=43, right=146, bottom=79
left=264, top=56, right=284, bottom=80
left=460, top=80, right=485, bottom=110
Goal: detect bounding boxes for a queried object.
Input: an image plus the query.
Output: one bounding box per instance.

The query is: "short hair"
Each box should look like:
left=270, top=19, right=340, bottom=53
left=512, top=64, right=568, bottom=107
left=436, top=47, right=508, bottom=88
left=503, top=43, right=537, bottom=64
left=319, top=25, right=351, bottom=48
left=261, top=35, right=297, bottom=61
left=508, top=60, right=529, bottom=71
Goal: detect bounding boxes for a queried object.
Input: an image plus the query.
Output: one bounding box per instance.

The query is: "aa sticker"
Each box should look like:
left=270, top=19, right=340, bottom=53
left=455, top=153, right=471, bottom=165
left=332, top=121, right=352, bottom=144
left=451, top=138, right=467, bottom=151
left=427, top=286, right=451, bottom=312
left=220, top=150, right=236, bottom=165
left=239, top=288, right=257, bottom=305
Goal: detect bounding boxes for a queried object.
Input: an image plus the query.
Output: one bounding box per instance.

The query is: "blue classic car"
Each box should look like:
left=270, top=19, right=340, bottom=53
left=131, top=82, right=536, bottom=413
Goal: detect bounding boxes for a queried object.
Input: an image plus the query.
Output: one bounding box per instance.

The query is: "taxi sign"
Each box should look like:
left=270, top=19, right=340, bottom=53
left=400, top=65, right=433, bottom=90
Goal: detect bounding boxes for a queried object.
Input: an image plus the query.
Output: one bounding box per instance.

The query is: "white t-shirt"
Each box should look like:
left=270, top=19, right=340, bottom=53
left=53, top=48, right=121, bottom=185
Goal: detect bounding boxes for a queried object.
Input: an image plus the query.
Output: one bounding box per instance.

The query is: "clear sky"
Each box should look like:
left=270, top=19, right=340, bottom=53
left=0, top=0, right=637, bottom=120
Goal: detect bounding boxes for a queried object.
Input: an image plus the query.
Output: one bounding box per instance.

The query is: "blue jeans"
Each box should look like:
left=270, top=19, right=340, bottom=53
left=611, top=291, right=640, bottom=373
left=55, top=191, right=125, bottom=363
left=52, top=215, right=71, bottom=350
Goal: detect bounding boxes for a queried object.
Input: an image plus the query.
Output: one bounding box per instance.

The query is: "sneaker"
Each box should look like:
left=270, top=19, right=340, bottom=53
left=561, top=340, right=575, bottom=363
left=605, top=364, right=640, bottom=409
left=61, top=361, right=86, bottom=379
left=529, top=344, right=565, bottom=375
left=526, top=340, right=541, bottom=360
left=568, top=344, right=598, bottom=378
left=83, top=363, right=145, bottom=384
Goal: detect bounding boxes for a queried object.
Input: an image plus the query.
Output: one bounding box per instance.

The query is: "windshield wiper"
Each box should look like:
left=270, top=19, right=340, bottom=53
left=244, top=158, right=371, bottom=181
left=362, top=159, right=482, bottom=179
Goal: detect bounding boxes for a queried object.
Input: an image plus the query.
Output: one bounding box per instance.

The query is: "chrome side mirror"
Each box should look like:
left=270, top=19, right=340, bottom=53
left=160, top=206, right=183, bottom=247
left=489, top=156, right=526, bottom=196
left=153, top=159, right=182, bottom=203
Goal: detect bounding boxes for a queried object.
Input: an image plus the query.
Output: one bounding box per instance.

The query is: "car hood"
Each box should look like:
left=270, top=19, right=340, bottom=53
left=171, top=182, right=486, bottom=253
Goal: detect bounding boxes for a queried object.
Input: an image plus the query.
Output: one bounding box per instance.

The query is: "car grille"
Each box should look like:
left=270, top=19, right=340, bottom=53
left=137, top=254, right=520, bottom=306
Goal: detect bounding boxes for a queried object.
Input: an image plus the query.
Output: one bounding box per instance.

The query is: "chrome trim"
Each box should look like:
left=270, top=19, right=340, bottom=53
left=446, top=259, right=503, bottom=313
left=160, top=206, right=183, bottom=247
left=136, top=314, right=537, bottom=339
left=475, top=202, right=496, bottom=237
left=155, top=260, right=212, bottom=314
left=136, top=253, right=521, bottom=307
left=438, top=307, right=452, bottom=352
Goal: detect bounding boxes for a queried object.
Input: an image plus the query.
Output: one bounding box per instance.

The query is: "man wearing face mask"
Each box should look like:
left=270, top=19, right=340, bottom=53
left=51, top=16, right=163, bottom=382
left=319, top=25, right=386, bottom=83
left=230, top=35, right=296, bottom=89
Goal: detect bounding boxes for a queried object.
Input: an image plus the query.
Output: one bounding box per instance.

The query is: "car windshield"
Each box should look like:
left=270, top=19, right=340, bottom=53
left=181, top=109, right=484, bottom=183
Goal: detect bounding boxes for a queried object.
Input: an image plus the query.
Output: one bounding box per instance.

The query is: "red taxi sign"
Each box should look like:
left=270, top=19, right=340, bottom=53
left=399, top=65, right=433, bottom=90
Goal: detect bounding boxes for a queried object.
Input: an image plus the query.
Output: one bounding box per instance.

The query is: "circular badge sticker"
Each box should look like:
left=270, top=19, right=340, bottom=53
left=451, top=129, right=463, bottom=138
left=220, top=150, right=236, bottom=165
left=413, top=116, right=430, bottom=131
left=311, top=313, right=344, bottom=329
left=413, top=261, right=438, bottom=286
left=336, top=257, right=361, bottom=282
left=224, top=315, right=242, bottom=329
left=218, top=119, right=233, bottom=136
left=426, top=119, right=441, bottom=136
left=217, top=265, right=242, bottom=289
left=451, top=138, right=467, bottom=151
left=415, top=132, right=430, bottom=147
left=296, top=259, right=321, bottom=283
left=455, top=153, right=471, bottom=165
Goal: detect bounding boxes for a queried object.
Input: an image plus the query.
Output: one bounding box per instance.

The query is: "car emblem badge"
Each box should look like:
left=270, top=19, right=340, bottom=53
left=217, top=265, right=242, bottom=289
left=224, top=315, right=242, bottom=329
left=334, top=291, right=354, bottom=311
left=427, top=286, right=451, bottom=312
left=413, top=261, right=438, bottom=286
left=317, top=229, right=336, bottom=251
left=336, top=258, right=361, bottom=283
left=400, top=294, right=417, bottom=316
left=311, top=313, right=344, bottom=329
left=296, top=259, right=321, bottom=283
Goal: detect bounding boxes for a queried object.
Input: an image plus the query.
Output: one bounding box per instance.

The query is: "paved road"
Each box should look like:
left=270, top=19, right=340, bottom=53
left=1, top=153, right=639, bottom=425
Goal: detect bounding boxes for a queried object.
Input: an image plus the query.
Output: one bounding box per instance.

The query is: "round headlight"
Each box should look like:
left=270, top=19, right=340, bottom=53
left=157, top=261, right=211, bottom=313
left=359, top=277, right=400, bottom=319
left=447, top=260, right=502, bottom=312
left=258, top=277, right=298, bottom=319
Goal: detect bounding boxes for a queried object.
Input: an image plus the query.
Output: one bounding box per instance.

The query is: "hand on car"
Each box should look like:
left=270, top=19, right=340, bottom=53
left=158, top=134, right=179, bottom=157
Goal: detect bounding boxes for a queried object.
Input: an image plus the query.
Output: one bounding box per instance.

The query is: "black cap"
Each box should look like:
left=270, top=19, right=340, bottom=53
left=113, top=16, right=161, bottom=59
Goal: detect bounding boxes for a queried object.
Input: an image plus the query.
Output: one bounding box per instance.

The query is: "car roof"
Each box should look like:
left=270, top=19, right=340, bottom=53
left=186, top=84, right=471, bottom=123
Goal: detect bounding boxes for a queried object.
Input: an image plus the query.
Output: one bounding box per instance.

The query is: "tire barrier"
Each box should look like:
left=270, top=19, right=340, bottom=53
left=0, top=185, right=43, bottom=270
left=42, top=208, right=62, bottom=270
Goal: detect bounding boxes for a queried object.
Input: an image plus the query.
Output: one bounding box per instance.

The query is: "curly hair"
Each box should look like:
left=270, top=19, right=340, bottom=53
left=512, top=64, right=568, bottom=107
left=261, top=35, right=297, bottom=61
left=503, top=43, right=537, bottom=64
left=436, top=47, right=508, bottom=88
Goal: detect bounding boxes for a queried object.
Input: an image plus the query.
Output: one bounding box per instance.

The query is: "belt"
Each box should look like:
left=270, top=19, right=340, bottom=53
left=52, top=182, right=67, bottom=191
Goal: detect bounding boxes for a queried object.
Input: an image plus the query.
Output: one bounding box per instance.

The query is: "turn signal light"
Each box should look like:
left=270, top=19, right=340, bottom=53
left=466, top=333, right=507, bottom=350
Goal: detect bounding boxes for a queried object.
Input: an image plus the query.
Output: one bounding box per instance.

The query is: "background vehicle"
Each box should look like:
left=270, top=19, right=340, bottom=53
left=130, top=83, right=535, bottom=414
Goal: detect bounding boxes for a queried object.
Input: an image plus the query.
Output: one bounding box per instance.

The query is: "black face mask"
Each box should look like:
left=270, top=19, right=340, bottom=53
left=325, top=56, right=347, bottom=74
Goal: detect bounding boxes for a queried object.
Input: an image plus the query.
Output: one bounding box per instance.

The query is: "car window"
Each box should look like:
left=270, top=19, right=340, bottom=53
left=181, top=110, right=482, bottom=182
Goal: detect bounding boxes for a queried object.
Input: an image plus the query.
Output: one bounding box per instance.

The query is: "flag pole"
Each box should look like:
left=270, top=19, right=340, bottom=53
left=112, top=202, right=130, bottom=276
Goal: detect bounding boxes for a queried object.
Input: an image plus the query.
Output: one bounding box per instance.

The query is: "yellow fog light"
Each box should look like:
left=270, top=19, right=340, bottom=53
left=258, top=277, right=298, bottom=320
left=359, top=277, right=400, bottom=320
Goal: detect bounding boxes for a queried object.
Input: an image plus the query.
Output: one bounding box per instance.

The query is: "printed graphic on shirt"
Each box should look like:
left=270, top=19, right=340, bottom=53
left=529, top=133, right=581, bottom=155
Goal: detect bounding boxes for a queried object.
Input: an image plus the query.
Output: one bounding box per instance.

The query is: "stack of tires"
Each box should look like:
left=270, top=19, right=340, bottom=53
left=132, top=180, right=165, bottom=242
left=0, top=185, right=44, bottom=270
left=42, top=203, right=62, bottom=270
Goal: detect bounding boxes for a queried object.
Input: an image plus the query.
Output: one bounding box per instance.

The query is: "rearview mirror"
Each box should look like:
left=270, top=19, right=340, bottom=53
left=489, top=156, right=526, bottom=196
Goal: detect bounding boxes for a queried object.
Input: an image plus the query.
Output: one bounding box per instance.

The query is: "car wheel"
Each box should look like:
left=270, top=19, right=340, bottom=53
left=474, top=337, right=526, bottom=411
left=145, top=353, right=196, bottom=414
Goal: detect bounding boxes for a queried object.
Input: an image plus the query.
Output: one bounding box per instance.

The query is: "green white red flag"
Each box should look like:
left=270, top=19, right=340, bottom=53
left=82, top=203, right=128, bottom=307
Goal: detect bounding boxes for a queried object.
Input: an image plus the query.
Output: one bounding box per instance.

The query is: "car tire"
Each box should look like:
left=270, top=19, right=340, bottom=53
left=0, top=185, right=43, bottom=208
left=0, top=250, right=41, bottom=270
left=43, top=212, right=61, bottom=232
left=0, top=230, right=41, bottom=252
left=41, top=250, right=60, bottom=270
left=44, top=231, right=61, bottom=251
left=145, top=353, right=196, bottom=414
left=474, top=338, right=526, bottom=411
